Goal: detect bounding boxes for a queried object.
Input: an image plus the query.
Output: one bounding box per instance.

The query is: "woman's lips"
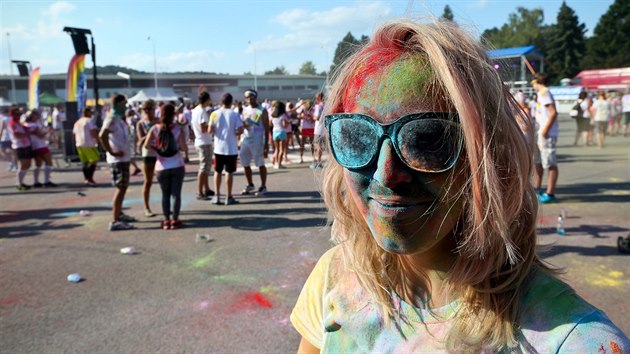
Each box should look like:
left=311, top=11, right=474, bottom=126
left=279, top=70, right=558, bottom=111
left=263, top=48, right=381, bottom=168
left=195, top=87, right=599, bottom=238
left=369, top=196, right=433, bottom=216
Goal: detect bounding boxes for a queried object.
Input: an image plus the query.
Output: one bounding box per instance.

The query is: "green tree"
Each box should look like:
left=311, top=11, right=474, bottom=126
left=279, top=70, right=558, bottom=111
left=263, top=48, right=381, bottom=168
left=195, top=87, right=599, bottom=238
left=330, top=32, right=364, bottom=75
left=544, top=1, right=586, bottom=81
left=481, top=7, right=545, bottom=49
left=582, top=0, right=630, bottom=69
left=299, top=61, right=317, bottom=75
left=264, top=66, right=288, bottom=75
left=441, top=5, right=454, bottom=21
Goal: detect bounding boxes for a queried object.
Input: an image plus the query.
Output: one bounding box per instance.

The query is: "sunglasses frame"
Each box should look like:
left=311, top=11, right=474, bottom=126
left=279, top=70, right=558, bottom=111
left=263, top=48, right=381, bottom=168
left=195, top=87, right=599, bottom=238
left=324, top=112, right=462, bottom=173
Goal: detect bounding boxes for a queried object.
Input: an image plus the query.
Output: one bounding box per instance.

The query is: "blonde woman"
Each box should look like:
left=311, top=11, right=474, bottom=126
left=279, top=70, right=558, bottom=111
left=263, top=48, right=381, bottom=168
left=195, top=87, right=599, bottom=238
left=291, top=20, right=629, bottom=353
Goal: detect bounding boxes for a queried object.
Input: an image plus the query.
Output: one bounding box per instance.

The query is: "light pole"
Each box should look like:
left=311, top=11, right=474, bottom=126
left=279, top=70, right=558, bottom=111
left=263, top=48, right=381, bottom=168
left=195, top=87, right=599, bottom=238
left=116, top=71, right=131, bottom=96
left=148, top=36, right=158, bottom=94
left=6, top=33, right=16, bottom=103
left=248, top=41, right=257, bottom=91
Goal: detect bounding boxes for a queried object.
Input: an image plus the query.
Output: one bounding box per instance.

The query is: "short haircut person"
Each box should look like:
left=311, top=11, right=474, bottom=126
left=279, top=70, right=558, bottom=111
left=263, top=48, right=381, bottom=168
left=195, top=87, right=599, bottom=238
left=533, top=72, right=550, bottom=86
left=112, top=94, right=126, bottom=107
left=322, top=19, right=538, bottom=351
left=82, top=107, right=93, bottom=116
left=198, top=91, right=211, bottom=104
left=221, top=93, right=233, bottom=107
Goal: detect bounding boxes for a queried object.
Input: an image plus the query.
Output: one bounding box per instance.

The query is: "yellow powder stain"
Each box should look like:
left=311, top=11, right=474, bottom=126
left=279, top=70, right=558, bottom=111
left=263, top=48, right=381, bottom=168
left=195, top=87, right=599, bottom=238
left=609, top=190, right=630, bottom=195
left=591, top=276, right=622, bottom=287
left=608, top=177, right=623, bottom=182
left=587, top=269, right=628, bottom=287
left=608, top=271, right=623, bottom=278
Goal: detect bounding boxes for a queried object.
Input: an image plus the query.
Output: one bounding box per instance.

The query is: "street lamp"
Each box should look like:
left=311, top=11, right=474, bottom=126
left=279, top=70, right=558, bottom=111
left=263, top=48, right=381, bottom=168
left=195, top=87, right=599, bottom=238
left=148, top=36, right=158, bottom=94
left=248, top=41, right=258, bottom=91
left=116, top=71, right=131, bottom=96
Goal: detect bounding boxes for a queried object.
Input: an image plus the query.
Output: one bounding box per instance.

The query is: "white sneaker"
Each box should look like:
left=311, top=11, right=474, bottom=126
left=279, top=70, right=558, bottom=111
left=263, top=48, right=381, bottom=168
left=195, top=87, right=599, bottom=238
left=241, top=184, right=256, bottom=195
left=109, top=221, right=134, bottom=231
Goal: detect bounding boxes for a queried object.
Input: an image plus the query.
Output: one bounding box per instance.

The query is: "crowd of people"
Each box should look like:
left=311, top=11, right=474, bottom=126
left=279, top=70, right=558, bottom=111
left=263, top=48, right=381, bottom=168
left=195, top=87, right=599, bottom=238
left=0, top=89, right=326, bottom=231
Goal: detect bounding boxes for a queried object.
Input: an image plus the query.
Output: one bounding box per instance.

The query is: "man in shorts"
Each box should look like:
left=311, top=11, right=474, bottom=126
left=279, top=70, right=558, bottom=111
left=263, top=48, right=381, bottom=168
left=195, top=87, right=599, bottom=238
left=209, top=93, right=243, bottom=205
left=311, top=92, right=325, bottom=169
left=99, top=94, right=135, bottom=231
left=191, top=91, right=215, bottom=200
left=531, top=73, right=559, bottom=204
left=73, top=107, right=99, bottom=186
left=239, top=89, right=270, bottom=196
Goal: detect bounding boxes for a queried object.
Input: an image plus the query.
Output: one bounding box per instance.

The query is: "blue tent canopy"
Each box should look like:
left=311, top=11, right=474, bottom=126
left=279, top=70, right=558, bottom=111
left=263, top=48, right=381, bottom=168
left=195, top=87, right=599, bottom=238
left=486, top=45, right=544, bottom=83
left=487, top=45, right=542, bottom=59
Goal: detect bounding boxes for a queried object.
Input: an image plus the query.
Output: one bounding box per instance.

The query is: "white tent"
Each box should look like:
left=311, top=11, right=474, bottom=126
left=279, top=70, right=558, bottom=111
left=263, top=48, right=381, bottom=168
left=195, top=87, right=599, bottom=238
left=128, top=88, right=179, bottom=103
left=0, top=97, right=14, bottom=106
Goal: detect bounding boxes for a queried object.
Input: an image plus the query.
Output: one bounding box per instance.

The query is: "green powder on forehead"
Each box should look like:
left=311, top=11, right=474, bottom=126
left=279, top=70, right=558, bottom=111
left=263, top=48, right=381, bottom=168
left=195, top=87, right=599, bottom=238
left=371, top=56, right=433, bottom=115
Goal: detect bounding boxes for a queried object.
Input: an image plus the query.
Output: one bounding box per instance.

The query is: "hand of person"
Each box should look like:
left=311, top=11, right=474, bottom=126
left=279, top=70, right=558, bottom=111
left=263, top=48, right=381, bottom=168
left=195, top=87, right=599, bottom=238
left=263, top=146, right=269, bottom=158
left=540, top=129, right=549, bottom=139
left=111, top=150, right=125, bottom=157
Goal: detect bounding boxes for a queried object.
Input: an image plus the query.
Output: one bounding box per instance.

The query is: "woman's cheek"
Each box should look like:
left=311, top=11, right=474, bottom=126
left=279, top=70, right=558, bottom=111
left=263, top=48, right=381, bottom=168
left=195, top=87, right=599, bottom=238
left=343, top=169, right=370, bottom=217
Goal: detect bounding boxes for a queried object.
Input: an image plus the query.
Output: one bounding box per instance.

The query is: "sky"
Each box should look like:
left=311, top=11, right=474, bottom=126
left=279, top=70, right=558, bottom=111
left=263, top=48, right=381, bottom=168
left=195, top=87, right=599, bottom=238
left=0, top=0, right=615, bottom=76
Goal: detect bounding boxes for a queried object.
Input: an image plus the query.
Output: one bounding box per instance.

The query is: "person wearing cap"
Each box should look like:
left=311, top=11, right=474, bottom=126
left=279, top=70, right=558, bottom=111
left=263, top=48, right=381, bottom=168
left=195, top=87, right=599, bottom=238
left=209, top=93, right=243, bottom=205
left=191, top=91, right=215, bottom=200
left=239, top=89, right=270, bottom=196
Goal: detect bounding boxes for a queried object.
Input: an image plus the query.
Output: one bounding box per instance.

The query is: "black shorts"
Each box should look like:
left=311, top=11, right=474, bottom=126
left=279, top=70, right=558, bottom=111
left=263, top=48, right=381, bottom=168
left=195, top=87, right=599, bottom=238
left=214, top=154, right=237, bottom=173
left=15, top=147, right=34, bottom=160
left=143, top=156, right=157, bottom=170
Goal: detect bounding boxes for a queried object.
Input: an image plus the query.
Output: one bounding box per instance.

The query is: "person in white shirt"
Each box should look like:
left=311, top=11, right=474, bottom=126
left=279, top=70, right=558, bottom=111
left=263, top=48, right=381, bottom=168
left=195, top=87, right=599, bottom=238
left=311, top=92, right=325, bottom=169
left=191, top=91, right=215, bottom=200
left=531, top=73, right=559, bottom=204
left=99, top=94, right=135, bottom=231
left=209, top=93, right=243, bottom=205
left=73, top=107, right=100, bottom=186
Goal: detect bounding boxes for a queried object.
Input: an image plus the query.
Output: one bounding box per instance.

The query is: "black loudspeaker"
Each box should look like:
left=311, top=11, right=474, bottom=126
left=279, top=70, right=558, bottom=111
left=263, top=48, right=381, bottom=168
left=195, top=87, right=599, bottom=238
left=70, top=33, right=90, bottom=55
left=63, top=102, right=79, bottom=160
left=17, top=63, right=29, bottom=77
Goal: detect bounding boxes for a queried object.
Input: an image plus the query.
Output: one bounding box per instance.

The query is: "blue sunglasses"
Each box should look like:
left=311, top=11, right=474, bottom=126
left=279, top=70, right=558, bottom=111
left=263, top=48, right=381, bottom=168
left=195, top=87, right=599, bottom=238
left=325, top=112, right=462, bottom=173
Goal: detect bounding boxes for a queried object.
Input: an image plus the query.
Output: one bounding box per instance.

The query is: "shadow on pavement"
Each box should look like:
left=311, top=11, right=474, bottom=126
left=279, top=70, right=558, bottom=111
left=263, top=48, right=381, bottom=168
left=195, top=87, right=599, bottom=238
left=182, top=215, right=328, bottom=230
left=553, top=182, right=630, bottom=203
left=0, top=206, right=111, bottom=239
left=538, top=224, right=628, bottom=237
left=538, top=244, right=622, bottom=258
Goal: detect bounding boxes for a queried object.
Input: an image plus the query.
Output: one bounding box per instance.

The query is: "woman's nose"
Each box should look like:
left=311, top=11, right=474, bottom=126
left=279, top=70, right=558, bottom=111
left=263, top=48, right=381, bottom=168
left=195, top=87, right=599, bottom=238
left=373, top=138, right=413, bottom=187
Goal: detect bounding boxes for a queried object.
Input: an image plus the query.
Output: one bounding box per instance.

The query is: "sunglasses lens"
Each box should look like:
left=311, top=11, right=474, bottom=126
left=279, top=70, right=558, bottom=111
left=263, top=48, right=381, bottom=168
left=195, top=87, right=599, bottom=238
left=398, top=119, right=460, bottom=172
left=329, top=118, right=379, bottom=169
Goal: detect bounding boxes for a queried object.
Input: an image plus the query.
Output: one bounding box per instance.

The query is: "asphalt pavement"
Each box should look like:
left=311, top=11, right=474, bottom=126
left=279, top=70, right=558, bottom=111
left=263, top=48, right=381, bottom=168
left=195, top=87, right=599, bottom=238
left=1, top=114, right=628, bottom=353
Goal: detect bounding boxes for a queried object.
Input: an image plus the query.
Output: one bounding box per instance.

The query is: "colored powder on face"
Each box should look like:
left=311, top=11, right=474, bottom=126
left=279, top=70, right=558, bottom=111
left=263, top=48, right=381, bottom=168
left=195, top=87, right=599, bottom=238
left=344, top=50, right=402, bottom=111
left=610, top=341, right=622, bottom=354
left=345, top=55, right=433, bottom=117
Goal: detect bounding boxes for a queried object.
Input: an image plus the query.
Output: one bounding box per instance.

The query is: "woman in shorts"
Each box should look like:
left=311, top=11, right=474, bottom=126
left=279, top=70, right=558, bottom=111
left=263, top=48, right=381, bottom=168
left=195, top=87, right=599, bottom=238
left=136, top=99, right=158, bottom=217
left=6, top=106, right=33, bottom=190
left=24, top=109, right=56, bottom=187
left=270, top=101, right=289, bottom=169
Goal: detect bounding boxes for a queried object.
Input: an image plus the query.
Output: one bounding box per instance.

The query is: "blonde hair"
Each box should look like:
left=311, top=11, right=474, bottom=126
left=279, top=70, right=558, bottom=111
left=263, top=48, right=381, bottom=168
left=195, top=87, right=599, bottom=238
left=322, top=19, right=542, bottom=351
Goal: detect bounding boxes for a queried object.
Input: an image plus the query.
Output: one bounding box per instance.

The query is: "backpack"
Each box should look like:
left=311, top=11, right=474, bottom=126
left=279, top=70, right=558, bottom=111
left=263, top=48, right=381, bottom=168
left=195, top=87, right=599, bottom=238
left=156, top=125, right=178, bottom=157
left=570, top=99, right=584, bottom=119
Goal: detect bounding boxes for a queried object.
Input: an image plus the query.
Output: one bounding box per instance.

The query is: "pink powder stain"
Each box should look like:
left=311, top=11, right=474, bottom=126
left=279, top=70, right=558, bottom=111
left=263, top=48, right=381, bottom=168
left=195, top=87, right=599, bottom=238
left=195, top=300, right=209, bottom=311
left=0, top=295, right=26, bottom=307
left=228, top=292, right=273, bottom=312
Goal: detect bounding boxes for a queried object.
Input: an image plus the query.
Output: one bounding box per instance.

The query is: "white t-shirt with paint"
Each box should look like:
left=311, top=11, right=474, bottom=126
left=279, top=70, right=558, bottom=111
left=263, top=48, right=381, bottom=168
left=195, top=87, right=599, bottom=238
left=210, top=108, right=243, bottom=156
left=101, top=113, right=131, bottom=163
left=191, top=105, right=213, bottom=147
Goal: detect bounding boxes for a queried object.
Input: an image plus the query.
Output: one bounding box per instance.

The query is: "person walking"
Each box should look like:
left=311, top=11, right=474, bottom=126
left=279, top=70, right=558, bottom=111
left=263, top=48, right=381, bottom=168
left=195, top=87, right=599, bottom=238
left=99, top=94, right=136, bottom=231
left=136, top=99, right=158, bottom=217
left=311, top=92, right=325, bottom=169
left=191, top=91, right=215, bottom=200
left=239, top=89, right=270, bottom=196
left=622, top=89, right=630, bottom=137
left=531, top=72, right=559, bottom=203
left=209, top=93, right=243, bottom=205
left=592, top=91, right=611, bottom=148
left=73, top=106, right=100, bottom=186
left=144, top=103, right=187, bottom=230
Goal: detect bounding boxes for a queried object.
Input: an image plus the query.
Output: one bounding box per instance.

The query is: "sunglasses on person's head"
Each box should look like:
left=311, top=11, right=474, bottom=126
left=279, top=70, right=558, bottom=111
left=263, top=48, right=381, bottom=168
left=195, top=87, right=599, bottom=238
left=325, top=112, right=462, bottom=173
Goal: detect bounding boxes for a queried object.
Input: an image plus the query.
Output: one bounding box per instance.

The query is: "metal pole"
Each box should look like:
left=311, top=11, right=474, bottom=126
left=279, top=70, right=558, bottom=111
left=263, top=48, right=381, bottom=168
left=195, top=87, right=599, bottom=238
left=6, top=32, right=16, bottom=103
left=253, top=44, right=258, bottom=91
left=91, top=35, right=101, bottom=125
left=151, top=37, right=158, bottom=94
